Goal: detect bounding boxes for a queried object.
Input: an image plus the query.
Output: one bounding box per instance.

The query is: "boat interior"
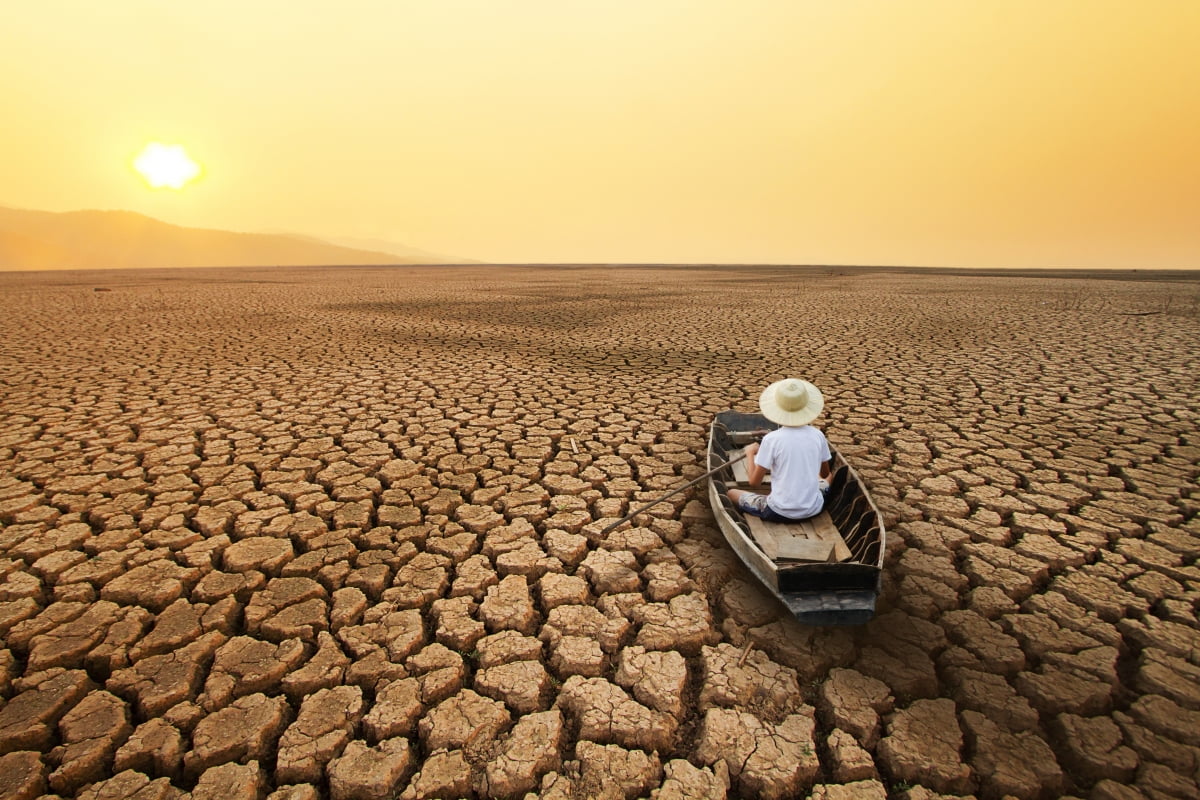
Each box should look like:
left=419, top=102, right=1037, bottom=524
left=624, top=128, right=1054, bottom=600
left=711, top=412, right=884, bottom=573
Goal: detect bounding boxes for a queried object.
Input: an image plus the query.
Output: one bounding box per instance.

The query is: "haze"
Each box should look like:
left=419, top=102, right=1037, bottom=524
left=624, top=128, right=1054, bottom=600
left=2, top=1, right=1198, bottom=268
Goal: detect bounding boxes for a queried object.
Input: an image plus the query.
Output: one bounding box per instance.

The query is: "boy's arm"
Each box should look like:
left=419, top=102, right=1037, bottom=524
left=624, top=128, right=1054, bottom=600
left=819, top=432, right=832, bottom=480
left=744, top=442, right=768, bottom=486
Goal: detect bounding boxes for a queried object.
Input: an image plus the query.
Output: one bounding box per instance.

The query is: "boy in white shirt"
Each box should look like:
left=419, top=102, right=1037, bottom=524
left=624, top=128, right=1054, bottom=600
left=726, top=378, right=832, bottom=522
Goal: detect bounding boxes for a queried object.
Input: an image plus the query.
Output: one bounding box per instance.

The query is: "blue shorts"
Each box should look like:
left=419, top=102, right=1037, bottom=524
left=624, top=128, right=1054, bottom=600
left=736, top=491, right=826, bottom=523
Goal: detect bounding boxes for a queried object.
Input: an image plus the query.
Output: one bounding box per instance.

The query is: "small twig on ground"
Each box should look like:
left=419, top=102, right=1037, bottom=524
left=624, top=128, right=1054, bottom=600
left=737, top=639, right=754, bottom=667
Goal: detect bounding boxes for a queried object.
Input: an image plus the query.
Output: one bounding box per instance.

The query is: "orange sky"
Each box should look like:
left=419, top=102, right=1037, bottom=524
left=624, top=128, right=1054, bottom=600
left=2, top=1, right=1198, bottom=267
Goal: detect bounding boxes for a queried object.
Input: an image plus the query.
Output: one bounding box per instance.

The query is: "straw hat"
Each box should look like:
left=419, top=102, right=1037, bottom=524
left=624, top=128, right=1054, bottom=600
left=759, top=378, right=824, bottom=427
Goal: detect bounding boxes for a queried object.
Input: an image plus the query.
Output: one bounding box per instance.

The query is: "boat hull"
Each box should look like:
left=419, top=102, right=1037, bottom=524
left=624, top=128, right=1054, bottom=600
left=708, top=411, right=885, bottom=626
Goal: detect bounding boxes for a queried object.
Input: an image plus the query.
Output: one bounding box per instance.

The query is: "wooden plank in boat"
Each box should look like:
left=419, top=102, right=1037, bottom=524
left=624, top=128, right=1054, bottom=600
left=745, top=512, right=853, bottom=563
left=806, top=512, right=854, bottom=562
left=743, top=515, right=779, bottom=558
left=777, top=536, right=835, bottom=562
left=729, top=447, right=770, bottom=484
left=747, top=514, right=832, bottom=562
left=729, top=447, right=751, bottom=482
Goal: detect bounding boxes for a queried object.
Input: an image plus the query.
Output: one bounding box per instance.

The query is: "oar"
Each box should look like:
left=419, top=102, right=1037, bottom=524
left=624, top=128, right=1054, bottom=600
left=596, top=450, right=750, bottom=537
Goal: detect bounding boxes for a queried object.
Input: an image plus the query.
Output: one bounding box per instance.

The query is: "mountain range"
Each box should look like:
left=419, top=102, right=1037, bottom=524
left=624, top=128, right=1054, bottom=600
left=0, top=205, right=462, bottom=270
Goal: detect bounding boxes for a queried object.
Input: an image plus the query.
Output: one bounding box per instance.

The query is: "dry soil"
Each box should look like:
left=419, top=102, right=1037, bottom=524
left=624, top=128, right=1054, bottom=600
left=0, top=265, right=1197, bottom=800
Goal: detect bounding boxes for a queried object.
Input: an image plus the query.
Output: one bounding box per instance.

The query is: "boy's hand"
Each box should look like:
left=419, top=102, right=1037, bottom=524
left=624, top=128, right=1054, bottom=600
left=743, top=442, right=766, bottom=486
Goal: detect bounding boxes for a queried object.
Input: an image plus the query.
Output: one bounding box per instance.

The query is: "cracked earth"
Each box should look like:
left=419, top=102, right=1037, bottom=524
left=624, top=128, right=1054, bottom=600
left=0, top=265, right=1197, bottom=800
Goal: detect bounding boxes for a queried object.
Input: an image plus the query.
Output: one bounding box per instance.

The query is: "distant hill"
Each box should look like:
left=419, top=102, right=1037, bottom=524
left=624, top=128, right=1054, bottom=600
left=319, top=234, right=464, bottom=265
left=0, top=206, right=461, bottom=270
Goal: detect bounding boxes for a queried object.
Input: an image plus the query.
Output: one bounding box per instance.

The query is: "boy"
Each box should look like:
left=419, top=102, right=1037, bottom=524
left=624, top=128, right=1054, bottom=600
left=726, top=378, right=831, bottom=522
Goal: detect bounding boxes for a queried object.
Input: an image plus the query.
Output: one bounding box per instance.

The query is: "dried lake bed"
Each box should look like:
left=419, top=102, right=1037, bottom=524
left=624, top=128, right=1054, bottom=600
left=0, top=265, right=1198, bottom=800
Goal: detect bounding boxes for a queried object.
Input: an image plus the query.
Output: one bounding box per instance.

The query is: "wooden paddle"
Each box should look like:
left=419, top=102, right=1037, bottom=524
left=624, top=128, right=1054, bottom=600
left=596, top=449, right=749, bottom=537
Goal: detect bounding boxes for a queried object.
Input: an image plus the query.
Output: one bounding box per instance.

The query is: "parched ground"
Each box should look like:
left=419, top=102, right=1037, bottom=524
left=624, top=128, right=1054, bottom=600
left=0, top=265, right=1197, bottom=800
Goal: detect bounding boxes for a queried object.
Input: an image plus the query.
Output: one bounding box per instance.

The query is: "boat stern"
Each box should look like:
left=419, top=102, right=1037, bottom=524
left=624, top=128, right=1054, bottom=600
left=781, top=589, right=878, bottom=626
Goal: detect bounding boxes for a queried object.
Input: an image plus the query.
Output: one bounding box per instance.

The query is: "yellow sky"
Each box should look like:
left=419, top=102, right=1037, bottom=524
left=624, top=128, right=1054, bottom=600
left=2, top=1, right=1198, bottom=267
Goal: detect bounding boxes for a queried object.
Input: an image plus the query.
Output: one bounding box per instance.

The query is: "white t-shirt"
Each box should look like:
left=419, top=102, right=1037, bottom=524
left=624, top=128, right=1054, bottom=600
left=754, top=425, right=831, bottom=519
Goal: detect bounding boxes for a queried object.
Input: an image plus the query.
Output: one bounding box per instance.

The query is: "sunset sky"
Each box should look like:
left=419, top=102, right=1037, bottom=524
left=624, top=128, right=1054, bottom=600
left=2, top=1, right=1198, bottom=268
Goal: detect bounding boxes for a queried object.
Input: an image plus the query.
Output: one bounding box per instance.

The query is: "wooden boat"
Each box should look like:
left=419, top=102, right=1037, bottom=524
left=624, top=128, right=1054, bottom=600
left=708, top=410, right=885, bottom=625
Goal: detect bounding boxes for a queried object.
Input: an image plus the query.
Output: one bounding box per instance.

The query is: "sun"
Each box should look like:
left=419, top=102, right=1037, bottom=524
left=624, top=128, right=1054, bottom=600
left=133, top=142, right=201, bottom=189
